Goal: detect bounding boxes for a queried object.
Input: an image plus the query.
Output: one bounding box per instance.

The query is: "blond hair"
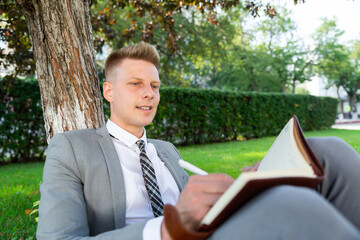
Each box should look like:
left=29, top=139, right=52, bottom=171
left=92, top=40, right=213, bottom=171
left=105, top=42, right=160, bottom=80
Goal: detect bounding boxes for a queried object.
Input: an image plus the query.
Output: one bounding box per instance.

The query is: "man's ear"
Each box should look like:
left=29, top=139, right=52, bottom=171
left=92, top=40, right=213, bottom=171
left=103, top=81, right=113, bottom=103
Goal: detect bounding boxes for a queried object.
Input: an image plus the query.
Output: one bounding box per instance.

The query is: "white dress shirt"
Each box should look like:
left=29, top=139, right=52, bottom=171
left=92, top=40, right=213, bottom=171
left=106, top=120, right=180, bottom=239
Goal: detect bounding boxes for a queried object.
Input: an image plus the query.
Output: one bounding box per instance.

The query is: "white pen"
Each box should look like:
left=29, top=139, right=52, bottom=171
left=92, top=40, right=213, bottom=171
left=178, top=159, right=208, bottom=175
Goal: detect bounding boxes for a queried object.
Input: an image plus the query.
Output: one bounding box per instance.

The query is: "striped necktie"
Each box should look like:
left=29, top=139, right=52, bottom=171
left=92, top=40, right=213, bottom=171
left=136, top=140, right=164, bottom=217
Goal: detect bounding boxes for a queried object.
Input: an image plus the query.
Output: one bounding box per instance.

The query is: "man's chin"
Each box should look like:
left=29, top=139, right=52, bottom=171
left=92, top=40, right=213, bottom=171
left=138, top=119, right=155, bottom=127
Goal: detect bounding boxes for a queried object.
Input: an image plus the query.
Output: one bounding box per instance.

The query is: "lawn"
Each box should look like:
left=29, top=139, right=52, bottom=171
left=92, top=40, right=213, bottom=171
left=0, top=128, right=359, bottom=239
left=0, top=161, right=43, bottom=239
left=178, top=128, right=360, bottom=177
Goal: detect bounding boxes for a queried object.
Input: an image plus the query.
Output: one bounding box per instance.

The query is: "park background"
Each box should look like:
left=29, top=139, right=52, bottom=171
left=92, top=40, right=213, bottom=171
left=1, top=0, right=360, bottom=239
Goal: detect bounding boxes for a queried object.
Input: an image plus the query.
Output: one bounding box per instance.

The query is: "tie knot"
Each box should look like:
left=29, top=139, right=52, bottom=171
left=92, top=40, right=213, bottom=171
left=136, top=140, right=145, bottom=152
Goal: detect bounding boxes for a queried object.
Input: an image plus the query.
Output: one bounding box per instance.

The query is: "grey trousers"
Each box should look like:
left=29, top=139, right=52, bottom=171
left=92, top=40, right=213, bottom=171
left=210, top=137, right=360, bottom=240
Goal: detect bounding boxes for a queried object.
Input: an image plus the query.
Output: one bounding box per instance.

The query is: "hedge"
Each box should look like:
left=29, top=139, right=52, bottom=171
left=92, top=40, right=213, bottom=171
left=1, top=81, right=338, bottom=163
left=0, top=79, right=47, bottom=163
left=148, top=87, right=338, bottom=144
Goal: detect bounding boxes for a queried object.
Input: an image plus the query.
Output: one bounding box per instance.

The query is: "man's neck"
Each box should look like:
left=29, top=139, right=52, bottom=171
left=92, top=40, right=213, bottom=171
left=108, top=118, right=144, bottom=139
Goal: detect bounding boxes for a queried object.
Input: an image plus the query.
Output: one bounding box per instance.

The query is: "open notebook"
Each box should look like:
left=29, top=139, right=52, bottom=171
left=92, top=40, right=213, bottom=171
left=199, top=115, right=324, bottom=230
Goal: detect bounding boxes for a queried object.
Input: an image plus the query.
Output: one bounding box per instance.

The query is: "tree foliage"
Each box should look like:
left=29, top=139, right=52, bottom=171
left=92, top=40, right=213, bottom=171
left=91, top=0, right=281, bottom=53
left=209, top=5, right=314, bottom=93
left=314, top=18, right=360, bottom=112
left=93, top=2, right=241, bottom=86
left=254, top=7, right=314, bottom=93
left=0, top=0, right=35, bottom=90
left=1, top=0, right=304, bottom=87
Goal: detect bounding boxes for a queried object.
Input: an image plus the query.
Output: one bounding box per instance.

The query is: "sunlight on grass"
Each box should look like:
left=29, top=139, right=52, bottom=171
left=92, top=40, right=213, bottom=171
left=241, top=151, right=267, bottom=159
left=178, top=138, right=273, bottom=177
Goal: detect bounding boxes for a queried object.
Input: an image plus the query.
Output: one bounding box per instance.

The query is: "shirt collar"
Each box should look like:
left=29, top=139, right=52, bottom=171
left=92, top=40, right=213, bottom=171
left=106, top=119, right=147, bottom=148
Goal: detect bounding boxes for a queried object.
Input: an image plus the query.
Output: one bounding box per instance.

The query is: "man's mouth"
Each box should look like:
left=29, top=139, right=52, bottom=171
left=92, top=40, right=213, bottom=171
left=137, top=106, right=152, bottom=110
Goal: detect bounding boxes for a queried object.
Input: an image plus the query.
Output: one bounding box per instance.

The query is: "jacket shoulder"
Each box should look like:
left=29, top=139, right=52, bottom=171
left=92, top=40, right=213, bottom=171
left=148, top=138, right=176, bottom=150
left=148, top=138, right=181, bottom=158
left=60, top=128, right=98, bottom=137
left=50, top=127, right=106, bottom=145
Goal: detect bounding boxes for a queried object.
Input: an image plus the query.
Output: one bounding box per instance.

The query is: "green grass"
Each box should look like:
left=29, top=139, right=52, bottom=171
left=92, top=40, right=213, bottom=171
left=0, top=162, right=43, bottom=239
left=0, top=128, right=359, bottom=239
left=177, top=128, right=360, bottom=178
left=304, top=129, right=360, bottom=153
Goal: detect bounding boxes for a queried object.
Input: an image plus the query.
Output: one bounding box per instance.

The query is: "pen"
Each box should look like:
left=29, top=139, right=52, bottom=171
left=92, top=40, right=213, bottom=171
left=178, top=159, right=208, bottom=175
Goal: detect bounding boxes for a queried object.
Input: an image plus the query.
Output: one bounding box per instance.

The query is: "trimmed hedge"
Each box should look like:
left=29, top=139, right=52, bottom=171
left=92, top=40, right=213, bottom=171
left=148, top=87, right=338, bottom=144
left=0, top=79, right=47, bottom=163
left=1, top=82, right=338, bottom=163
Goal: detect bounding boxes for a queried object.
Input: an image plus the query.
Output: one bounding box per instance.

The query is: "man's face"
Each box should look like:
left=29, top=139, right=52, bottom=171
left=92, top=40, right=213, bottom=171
left=103, top=58, right=160, bottom=137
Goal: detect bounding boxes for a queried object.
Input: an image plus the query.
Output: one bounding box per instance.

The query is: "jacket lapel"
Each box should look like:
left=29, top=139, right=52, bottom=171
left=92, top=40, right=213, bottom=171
left=96, top=125, right=126, bottom=229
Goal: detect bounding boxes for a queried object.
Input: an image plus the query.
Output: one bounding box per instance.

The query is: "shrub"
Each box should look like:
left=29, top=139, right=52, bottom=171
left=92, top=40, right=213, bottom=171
left=148, top=87, right=338, bottom=144
left=0, top=79, right=47, bottom=163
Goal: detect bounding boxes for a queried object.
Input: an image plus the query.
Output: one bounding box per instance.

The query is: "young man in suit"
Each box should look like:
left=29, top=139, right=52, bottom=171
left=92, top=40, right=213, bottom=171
left=37, top=42, right=360, bottom=239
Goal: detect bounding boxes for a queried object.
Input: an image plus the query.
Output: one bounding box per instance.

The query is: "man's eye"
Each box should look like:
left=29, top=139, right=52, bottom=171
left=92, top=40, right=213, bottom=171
left=152, top=85, right=159, bottom=89
left=131, top=82, right=139, bottom=86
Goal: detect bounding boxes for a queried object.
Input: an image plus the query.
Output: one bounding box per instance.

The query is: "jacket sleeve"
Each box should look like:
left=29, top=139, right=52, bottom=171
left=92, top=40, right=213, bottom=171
left=36, top=133, right=146, bottom=240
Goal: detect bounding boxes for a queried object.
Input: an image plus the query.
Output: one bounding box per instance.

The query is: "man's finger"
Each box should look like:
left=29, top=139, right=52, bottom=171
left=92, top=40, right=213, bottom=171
left=242, top=166, right=252, bottom=172
left=189, top=173, right=234, bottom=183
left=186, top=174, right=234, bottom=194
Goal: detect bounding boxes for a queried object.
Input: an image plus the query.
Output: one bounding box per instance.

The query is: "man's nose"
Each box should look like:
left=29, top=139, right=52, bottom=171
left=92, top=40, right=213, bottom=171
left=143, top=83, right=154, bottom=99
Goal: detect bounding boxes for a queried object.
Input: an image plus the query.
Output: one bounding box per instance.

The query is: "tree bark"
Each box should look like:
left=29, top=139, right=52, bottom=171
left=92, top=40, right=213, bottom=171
left=292, top=77, right=296, bottom=94
left=350, top=82, right=359, bottom=113
left=15, top=0, right=105, bottom=142
left=349, top=92, right=358, bottom=113
left=251, top=79, right=258, bottom=92
left=336, top=87, right=345, bottom=117
left=281, top=81, right=286, bottom=93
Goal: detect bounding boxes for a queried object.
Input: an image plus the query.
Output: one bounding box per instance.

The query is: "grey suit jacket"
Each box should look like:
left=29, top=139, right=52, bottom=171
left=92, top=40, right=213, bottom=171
left=37, top=125, right=189, bottom=240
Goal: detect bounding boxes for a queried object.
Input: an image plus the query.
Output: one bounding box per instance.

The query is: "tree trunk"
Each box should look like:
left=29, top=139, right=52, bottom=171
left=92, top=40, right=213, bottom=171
left=349, top=93, right=358, bottom=113
left=251, top=79, right=258, bottom=92
left=292, top=77, right=296, bottom=94
left=15, top=0, right=105, bottom=142
left=350, top=82, right=360, bottom=113
left=336, top=87, right=345, bottom=117
left=281, top=81, right=286, bottom=93
left=249, top=67, right=258, bottom=91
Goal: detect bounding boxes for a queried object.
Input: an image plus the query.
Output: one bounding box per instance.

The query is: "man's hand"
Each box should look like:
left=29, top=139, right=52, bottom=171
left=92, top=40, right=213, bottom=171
left=173, top=173, right=234, bottom=232
left=241, top=160, right=262, bottom=173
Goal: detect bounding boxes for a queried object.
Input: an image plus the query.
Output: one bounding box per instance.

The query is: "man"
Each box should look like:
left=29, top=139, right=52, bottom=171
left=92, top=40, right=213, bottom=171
left=37, top=42, right=360, bottom=239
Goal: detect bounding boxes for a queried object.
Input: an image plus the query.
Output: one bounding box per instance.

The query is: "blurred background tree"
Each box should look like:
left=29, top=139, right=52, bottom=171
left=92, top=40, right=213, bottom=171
left=313, top=18, right=360, bottom=114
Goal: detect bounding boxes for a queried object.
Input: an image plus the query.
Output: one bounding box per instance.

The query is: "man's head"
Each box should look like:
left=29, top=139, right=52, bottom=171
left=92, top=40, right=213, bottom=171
left=103, top=42, right=161, bottom=138
left=105, top=41, right=160, bottom=82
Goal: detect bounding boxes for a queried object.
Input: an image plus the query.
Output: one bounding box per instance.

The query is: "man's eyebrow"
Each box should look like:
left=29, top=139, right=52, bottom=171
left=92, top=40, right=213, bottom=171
left=125, top=76, right=161, bottom=84
left=127, top=77, right=144, bottom=81
left=129, top=77, right=161, bottom=83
